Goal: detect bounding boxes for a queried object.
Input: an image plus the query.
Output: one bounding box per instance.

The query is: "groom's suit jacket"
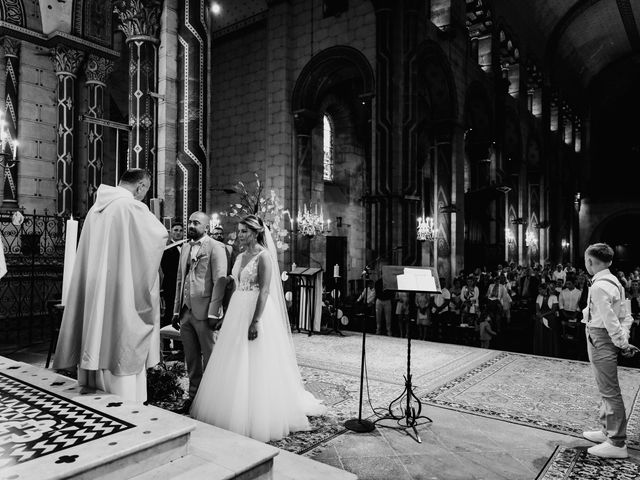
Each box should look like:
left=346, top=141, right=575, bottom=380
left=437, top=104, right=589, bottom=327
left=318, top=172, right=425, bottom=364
left=173, top=235, right=228, bottom=321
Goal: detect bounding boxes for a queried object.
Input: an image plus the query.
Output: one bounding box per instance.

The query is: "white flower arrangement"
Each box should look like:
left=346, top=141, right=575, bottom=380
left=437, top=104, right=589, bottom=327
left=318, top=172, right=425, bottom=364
left=222, top=173, right=291, bottom=251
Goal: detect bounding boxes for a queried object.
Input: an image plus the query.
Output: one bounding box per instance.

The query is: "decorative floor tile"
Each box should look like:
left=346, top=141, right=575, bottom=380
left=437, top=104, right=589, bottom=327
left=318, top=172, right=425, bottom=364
left=0, top=371, right=133, bottom=468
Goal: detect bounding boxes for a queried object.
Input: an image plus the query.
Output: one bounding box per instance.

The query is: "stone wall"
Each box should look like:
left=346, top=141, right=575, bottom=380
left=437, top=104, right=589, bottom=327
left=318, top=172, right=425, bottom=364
left=14, top=43, right=58, bottom=213
left=208, top=23, right=268, bottom=222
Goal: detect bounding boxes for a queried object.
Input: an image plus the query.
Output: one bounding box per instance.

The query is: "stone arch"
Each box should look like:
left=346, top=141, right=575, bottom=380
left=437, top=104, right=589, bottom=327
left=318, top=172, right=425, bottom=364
left=292, top=46, right=374, bottom=282
left=292, top=46, right=374, bottom=117
left=0, top=0, right=26, bottom=26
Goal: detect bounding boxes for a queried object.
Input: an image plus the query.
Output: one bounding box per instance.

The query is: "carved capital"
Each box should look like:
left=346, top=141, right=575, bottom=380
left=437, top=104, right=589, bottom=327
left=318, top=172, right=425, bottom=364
left=114, top=0, right=164, bottom=39
left=85, top=55, right=115, bottom=84
left=51, top=45, right=85, bottom=76
left=1, top=37, right=20, bottom=58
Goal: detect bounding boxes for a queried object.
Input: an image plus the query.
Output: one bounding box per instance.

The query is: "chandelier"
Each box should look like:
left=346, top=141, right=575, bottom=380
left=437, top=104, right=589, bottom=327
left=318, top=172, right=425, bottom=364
left=0, top=111, right=18, bottom=169
left=296, top=203, right=327, bottom=238
left=417, top=215, right=438, bottom=241
left=525, top=229, right=538, bottom=247
left=505, top=227, right=516, bottom=245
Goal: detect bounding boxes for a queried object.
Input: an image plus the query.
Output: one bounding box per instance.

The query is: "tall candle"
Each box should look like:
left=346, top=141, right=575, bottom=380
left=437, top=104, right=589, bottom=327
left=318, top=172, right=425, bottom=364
left=61, top=215, right=78, bottom=306
left=333, top=264, right=339, bottom=278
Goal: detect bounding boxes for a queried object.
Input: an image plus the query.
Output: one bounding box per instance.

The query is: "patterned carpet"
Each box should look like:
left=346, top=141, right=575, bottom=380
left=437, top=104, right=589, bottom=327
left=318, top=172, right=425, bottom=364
left=155, top=333, right=494, bottom=454
left=272, top=333, right=494, bottom=453
left=536, top=445, right=640, bottom=479
left=156, top=334, right=640, bottom=455
left=294, top=332, right=496, bottom=386
left=421, top=352, right=640, bottom=449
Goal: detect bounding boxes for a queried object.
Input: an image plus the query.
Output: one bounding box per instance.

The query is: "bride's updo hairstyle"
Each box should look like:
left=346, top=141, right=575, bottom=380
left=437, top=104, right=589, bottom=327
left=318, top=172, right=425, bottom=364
left=240, top=214, right=267, bottom=247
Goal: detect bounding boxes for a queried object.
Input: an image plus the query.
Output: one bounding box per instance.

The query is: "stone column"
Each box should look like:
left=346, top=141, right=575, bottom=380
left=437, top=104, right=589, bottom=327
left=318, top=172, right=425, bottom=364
left=176, top=0, right=208, bottom=217
left=371, top=0, right=395, bottom=261
left=51, top=45, right=85, bottom=215
left=292, top=109, right=318, bottom=267
left=115, top=0, right=164, bottom=190
left=450, top=124, right=465, bottom=278
left=1, top=37, right=20, bottom=207
left=84, top=55, right=114, bottom=208
left=266, top=0, right=294, bottom=267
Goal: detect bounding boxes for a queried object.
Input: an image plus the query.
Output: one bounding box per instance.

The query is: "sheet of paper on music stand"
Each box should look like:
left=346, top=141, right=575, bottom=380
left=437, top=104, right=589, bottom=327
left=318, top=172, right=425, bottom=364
left=381, top=265, right=440, bottom=293
left=397, top=268, right=437, bottom=292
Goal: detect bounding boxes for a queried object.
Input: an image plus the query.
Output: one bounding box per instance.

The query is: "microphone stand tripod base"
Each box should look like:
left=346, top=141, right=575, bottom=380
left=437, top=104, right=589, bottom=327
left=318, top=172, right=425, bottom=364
left=344, top=418, right=375, bottom=433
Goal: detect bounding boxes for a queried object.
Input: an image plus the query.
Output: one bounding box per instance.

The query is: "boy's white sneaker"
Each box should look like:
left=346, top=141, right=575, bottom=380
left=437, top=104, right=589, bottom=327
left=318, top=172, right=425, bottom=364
left=582, top=430, right=607, bottom=443
left=587, top=441, right=628, bottom=459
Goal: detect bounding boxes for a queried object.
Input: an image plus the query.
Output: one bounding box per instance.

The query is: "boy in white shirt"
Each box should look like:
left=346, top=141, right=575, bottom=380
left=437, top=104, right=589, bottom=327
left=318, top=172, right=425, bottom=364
left=582, top=243, right=639, bottom=459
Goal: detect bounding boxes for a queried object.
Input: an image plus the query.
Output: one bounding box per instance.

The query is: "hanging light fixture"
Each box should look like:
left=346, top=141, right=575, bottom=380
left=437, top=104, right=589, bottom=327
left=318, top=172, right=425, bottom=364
left=505, top=227, right=516, bottom=245
left=525, top=228, right=537, bottom=247
left=417, top=215, right=438, bottom=242
left=296, top=203, right=327, bottom=238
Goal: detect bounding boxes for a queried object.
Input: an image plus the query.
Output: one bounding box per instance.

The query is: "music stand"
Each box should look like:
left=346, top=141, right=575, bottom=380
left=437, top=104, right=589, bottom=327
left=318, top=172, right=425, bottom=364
left=374, top=265, right=441, bottom=443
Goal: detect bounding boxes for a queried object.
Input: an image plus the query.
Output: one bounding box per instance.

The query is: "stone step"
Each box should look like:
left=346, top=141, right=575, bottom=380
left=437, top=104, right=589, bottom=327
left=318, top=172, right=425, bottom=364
left=0, top=358, right=194, bottom=480
left=272, top=449, right=357, bottom=480
left=129, top=419, right=278, bottom=480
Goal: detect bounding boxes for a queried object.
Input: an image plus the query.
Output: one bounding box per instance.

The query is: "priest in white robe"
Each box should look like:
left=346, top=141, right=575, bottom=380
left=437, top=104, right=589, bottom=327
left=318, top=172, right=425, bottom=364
left=52, top=169, right=168, bottom=402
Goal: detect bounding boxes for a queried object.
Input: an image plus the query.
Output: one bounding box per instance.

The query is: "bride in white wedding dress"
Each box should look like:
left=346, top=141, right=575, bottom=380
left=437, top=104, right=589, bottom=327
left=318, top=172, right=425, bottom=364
left=190, top=214, right=325, bottom=442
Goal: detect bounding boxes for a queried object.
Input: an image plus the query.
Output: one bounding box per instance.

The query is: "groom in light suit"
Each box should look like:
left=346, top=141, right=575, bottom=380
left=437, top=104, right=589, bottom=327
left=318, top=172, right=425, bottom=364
left=172, top=211, right=227, bottom=411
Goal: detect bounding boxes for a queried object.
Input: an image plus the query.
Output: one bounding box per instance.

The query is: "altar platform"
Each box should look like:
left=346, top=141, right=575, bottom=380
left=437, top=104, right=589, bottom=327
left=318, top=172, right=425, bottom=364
left=0, top=355, right=355, bottom=480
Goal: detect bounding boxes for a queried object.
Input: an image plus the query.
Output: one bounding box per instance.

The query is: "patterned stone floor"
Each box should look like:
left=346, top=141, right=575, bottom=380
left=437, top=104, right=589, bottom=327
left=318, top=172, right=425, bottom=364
left=7, top=335, right=640, bottom=479
left=294, top=333, right=640, bottom=479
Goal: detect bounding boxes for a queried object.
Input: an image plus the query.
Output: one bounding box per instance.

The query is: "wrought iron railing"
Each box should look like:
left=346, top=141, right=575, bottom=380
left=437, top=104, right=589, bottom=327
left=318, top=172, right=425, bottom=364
left=0, top=210, right=83, bottom=346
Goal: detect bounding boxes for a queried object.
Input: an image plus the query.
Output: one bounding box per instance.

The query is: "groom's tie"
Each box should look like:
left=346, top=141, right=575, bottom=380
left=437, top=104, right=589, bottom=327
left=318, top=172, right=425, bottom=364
left=183, top=244, right=193, bottom=310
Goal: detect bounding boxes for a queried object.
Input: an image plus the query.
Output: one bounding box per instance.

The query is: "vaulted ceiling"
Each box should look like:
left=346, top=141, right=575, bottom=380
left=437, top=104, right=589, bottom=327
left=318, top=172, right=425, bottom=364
left=495, top=0, right=640, bottom=94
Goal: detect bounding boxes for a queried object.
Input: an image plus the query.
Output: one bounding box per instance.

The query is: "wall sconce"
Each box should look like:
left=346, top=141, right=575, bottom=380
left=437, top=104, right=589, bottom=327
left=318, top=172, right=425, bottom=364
left=561, top=239, right=570, bottom=249
left=574, top=192, right=581, bottom=212
left=439, top=204, right=458, bottom=214
left=535, top=220, right=550, bottom=230
left=0, top=111, right=18, bottom=170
